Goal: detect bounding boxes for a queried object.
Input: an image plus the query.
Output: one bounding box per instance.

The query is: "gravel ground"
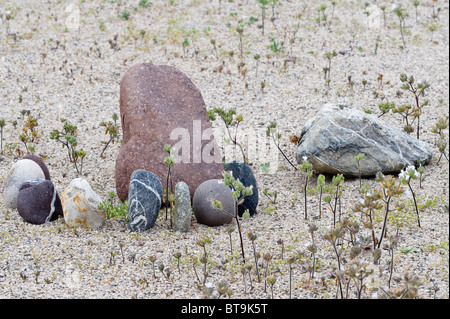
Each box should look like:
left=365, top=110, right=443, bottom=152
left=0, top=0, right=448, bottom=299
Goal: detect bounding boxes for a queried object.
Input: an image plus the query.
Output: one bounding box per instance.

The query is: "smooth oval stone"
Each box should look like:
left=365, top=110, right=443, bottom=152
left=17, top=179, right=63, bottom=225
left=3, top=159, right=45, bottom=210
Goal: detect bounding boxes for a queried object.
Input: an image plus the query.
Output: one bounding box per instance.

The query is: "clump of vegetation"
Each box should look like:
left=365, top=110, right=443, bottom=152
left=208, top=107, right=246, bottom=163
left=98, top=190, right=128, bottom=220
left=431, top=117, right=449, bottom=163
left=18, top=110, right=41, bottom=154
left=99, top=113, right=120, bottom=157
left=50, top=119, right=86, bottom=175
left=399, top=73, right=430, bottom=140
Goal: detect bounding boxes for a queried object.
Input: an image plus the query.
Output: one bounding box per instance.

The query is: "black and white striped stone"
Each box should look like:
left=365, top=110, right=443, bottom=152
left=127, top=169, right=163, bottom=233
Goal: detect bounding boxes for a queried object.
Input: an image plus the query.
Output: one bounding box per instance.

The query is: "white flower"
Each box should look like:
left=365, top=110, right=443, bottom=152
left=405, top=188, right=412, bottom=197
left=302, top=156, right=308, bottom=162
left=205, top=282, right=213, bottom=289
left=392, top=4, right=398, bottom=11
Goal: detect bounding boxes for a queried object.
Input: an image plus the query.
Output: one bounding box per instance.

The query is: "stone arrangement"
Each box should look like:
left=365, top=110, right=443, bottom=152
left=193, top=179, right=234, bottom=227
left=173, top=182, right=192, bottom=232
left=295, top=103, right=433, bottom=177
left=127, top=169, right=163, bottom=233
left=61, top=178, right=106, bottom=229
left=17, top=178, right=63, bottom=225
left=115, top=63, right=223, bottom=202
left=225, top=160, right=259, bottom=216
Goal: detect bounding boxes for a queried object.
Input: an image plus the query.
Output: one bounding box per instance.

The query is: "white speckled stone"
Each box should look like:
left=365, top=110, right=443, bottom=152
left=61, top=178, right=105, bottom=229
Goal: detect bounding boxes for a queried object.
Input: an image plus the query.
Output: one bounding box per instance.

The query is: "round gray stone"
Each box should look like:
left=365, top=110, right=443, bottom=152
left=193, top=179, right=234, bottom=227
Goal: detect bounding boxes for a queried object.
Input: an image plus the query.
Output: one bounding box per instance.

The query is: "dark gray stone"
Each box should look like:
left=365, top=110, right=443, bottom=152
left=193, top=179, right=234, bottom=227
left=173, top=182, right=191, bottom=232
left=127, top=169, right=163, bottom=232
left=295, top=103, right=433, bottom=177
left=225, top=160, right=259, bottom=216
left=17, top=178, right=63, bottom=225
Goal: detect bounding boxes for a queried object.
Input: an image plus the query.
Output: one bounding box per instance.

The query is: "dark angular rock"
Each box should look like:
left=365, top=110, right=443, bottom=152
left=127, top=169, right=163, bottom=232
left=23, top=154, right=51, bottom=181
left=17, top=178, right=63, bottom=225
left=225, top=160, right=259, bottom=216
left=115, top=63, right=223, bottom=202
left=193, top=179, right=234, bottom=227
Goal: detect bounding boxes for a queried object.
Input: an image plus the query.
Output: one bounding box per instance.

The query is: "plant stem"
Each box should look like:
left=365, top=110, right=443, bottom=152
left=407, top=181, right=421, bottom=228
left=378, top=197, right=391, bottom=249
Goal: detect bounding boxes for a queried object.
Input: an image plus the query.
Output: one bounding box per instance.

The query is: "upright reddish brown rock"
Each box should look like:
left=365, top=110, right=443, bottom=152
left=115, top=63, right=223, bottom=202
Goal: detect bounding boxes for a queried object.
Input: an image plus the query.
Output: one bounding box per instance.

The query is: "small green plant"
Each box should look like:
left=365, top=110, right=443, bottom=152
left=399, top=73, right=430, bottom=139
left=19, top=111, right=41, bottom=154
left=247, top=231, right=261, bottom=282
left=118, top=11, right=130, bottom=20
left=375, top=172, right=405, bottom=248
left=263, top=252, right=272, bottom=293
left=323, top=50, right=337, bottom=87
left=431, top=117, right=449, bottom=163
left=324, top=174, right=345, bottom=226
left=300, top=156, right=313, bottom=219
left=98, top=191, right=128, bottom=220
left=163, top=144, right=175, bottom=228
left=393, top=5, right=408, bottom=48
left=266, top=121, right=297, bottom=170
left=307, top=223, right=318, bottom=281
left=208, top=107, right=246, bottom=163
left=317, top=174, right=325, bottom=218
left=268, top=37, right=284, bottom=53
left=378, top=102, right=395, bottom=118
left=323, top=224, right=346, bottom=298
left=258, top=0, right=270, bottom=35
left=398, top=165, right=421, bottom=228
left=316, top=3, right=329, bottom=27
left=0, top=118, right=6, bottom=155
left=384, top=234, right=399, bottom=288
left=99, top=113, right=120, bottom=157
left=211, top=171, right=253, bottom=263
left=50, top=119, right=86, bottom=175
left=263, top=188, right=278, bottom=204
left=182, top=37, right=189, bottom=57
left=139, top=0, right=152, bottom=8
left=412, top=0, right=420, bottom=21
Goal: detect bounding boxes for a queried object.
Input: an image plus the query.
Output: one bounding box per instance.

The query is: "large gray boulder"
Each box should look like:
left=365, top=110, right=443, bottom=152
left=295, top=103, right=433, bottom=177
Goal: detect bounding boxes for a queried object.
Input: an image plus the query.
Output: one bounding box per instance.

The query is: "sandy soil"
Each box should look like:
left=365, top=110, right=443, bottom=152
left=0, top=0, right=448, bottom=299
